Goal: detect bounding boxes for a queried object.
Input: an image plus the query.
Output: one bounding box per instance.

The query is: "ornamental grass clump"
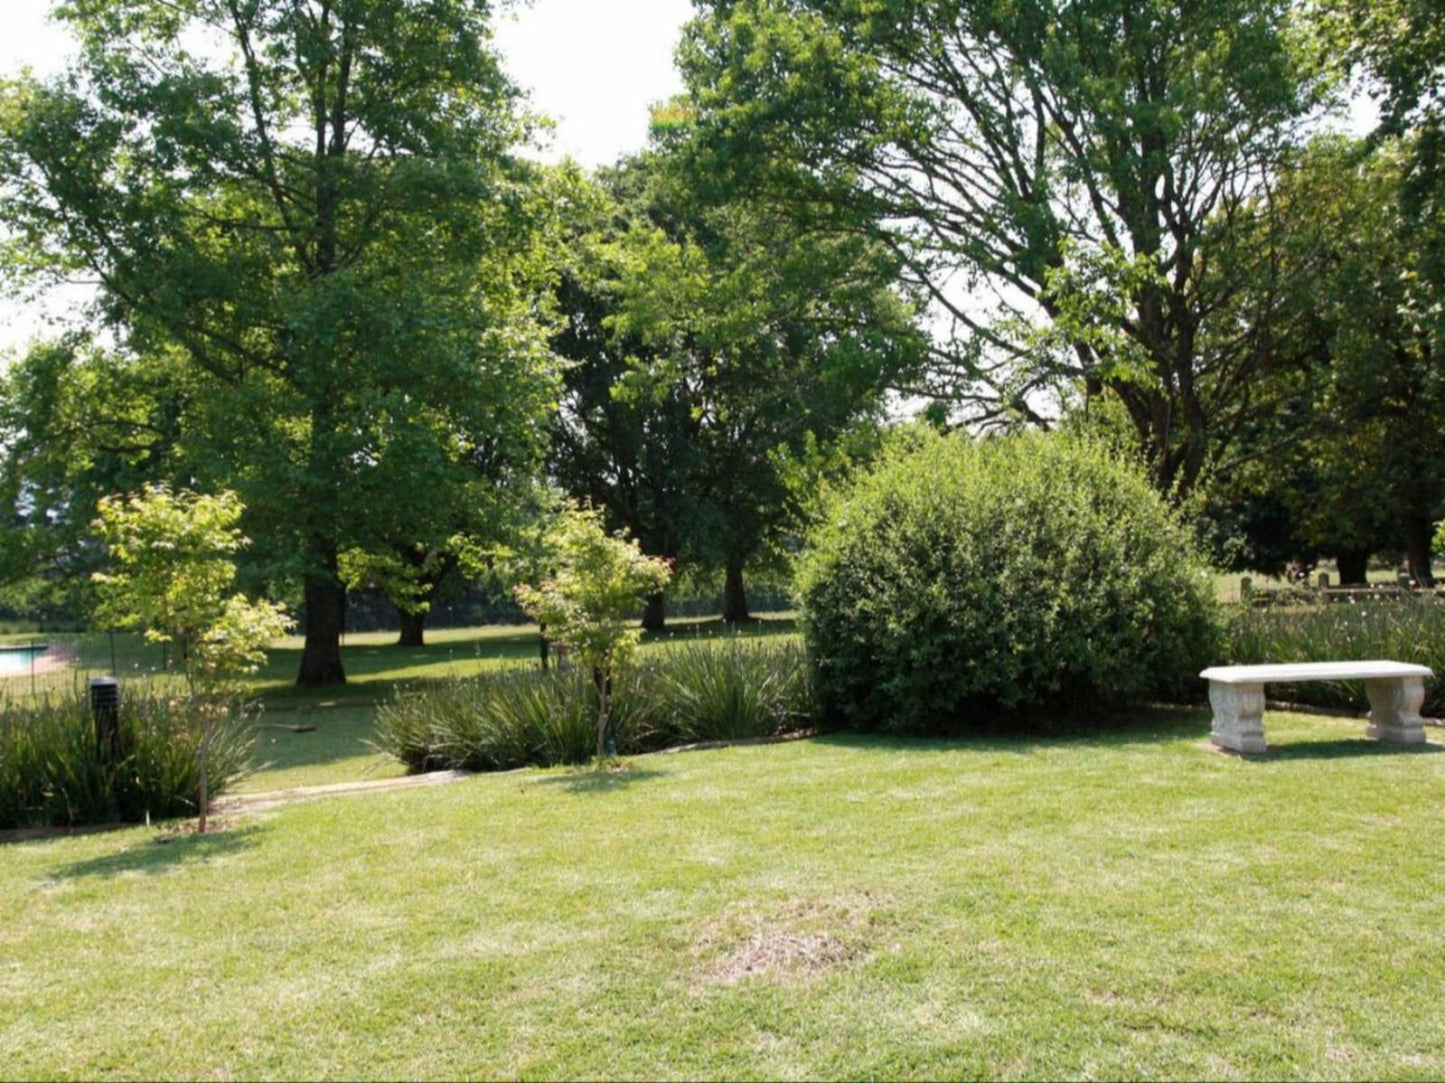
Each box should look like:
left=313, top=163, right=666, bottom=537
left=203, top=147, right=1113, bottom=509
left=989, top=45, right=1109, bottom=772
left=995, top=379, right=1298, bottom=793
left=796, top=429, right=1220, bottom=734
left=374, top=668, right=636, bottom=772
left=0, top=685, right=253, bottom=830
left=1225, top=597, right=1445, bottom=713
left=372, top=639, right=818, bottom=772
left=645, top=640, right=815, bottom=744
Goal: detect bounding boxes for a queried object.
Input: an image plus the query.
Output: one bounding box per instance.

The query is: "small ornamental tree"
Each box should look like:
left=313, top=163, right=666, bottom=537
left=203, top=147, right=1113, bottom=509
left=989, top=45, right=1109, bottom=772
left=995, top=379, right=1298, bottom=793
left=515, top=507, right=672, bottom=758
left=92, top=485, right=293, bottom=830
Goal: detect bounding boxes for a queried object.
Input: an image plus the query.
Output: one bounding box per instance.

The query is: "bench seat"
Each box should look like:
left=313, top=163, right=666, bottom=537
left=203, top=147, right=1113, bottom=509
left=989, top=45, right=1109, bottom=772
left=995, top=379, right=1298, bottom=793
left=1200, top=659, right=1434, bottom=754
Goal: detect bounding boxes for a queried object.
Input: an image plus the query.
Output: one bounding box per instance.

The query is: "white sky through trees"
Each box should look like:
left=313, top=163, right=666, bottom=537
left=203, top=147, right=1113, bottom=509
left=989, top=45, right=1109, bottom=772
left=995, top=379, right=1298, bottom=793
left=0, top=0, right=692, bottom=354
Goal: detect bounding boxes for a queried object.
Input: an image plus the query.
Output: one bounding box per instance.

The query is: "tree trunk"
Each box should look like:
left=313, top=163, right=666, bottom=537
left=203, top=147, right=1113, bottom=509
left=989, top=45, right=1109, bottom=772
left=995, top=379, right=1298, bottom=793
left=1404, top=512, right=1436, bottom=587
left=1336, top=549, right=1370, bottom=586
left=640, top=592, right=666, bottom=632
left=397, top=609, right=426, bottom=648
left=297, top=540, right=347, bottom=685
left=722, top=560, right=750, bottom=623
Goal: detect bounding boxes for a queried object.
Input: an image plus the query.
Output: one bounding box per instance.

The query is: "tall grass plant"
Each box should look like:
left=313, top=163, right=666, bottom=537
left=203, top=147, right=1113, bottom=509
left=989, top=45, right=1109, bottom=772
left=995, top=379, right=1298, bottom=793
left=1224, top=597, right=1445, bottom=712
left=373, top=639, right=815, bottom=772
left=0, top=684, right=254, bottom=829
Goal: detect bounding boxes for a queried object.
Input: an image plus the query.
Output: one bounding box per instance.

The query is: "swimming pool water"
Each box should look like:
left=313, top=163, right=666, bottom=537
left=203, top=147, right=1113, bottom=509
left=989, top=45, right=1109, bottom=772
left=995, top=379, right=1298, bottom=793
left=0, top=647, right=46, bottom=677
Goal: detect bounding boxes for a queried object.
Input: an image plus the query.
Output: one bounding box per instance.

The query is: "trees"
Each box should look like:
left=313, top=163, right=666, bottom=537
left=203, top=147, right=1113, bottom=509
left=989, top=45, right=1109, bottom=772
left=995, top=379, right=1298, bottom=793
left=550, top=147, right=925, bottom=624
left=548, top=170, right=704, bottom=630
left=1214, top=137, right=1445, bottom=583
left=679, top=0, right=1329, bottom=493
left=0, top=0, right=559, bottom=683
left=0, top=336, right=192, bottom=615
left=92, top=485, right=292, bottom=686
left=1332, top=0, right=1444, bottom=236
left=514, top=507, right=671, bottom=759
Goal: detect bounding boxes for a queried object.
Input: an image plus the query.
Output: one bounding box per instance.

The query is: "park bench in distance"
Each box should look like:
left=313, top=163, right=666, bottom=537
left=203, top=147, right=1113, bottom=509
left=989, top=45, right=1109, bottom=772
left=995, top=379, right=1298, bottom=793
left=1200, top=661, right=1434, bottom=755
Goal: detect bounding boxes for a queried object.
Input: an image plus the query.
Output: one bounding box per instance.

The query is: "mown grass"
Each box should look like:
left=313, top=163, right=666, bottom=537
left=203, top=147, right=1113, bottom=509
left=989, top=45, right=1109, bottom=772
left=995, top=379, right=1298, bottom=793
left=0, top=709, right=1441, bottom=1079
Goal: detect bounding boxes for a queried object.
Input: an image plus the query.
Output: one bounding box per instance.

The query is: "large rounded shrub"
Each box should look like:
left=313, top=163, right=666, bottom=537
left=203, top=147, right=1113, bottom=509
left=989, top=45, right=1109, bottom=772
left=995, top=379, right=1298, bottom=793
left=797, top=430, right=1219, bottom=733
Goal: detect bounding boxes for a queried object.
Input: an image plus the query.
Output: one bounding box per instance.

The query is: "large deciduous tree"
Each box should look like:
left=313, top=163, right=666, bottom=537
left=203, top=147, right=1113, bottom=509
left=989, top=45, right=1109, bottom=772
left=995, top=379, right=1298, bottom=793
left=0, top=0, right=559, bottom=684
left=679, top=0, right=1330, bottom=493
left=550, top=147, right=925, bottom=624
left=1328, top=0, right=1444, bottom=348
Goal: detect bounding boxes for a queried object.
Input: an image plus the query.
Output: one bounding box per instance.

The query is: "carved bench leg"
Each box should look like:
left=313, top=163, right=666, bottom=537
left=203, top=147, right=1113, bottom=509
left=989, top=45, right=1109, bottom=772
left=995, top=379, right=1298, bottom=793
left=1366, top=677, right=1426, bottom=745
left=1209, top=681, right=1267, bottom=754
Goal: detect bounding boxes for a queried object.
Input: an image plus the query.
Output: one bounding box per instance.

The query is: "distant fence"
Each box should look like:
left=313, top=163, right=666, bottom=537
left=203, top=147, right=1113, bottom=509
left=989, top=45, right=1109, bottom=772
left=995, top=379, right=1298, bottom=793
left=337, top=583, right=797, bottom=632
left=1236, top=574, right=1445, bottom=608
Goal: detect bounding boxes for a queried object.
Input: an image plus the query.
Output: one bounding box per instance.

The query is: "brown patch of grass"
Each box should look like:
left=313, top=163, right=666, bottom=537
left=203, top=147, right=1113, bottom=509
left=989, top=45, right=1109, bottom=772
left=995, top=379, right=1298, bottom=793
left=693, top=893, right=885, bottom=985
left=704, top=929, right=852, bottom=984
left=155, top=817, right=239, bottom=842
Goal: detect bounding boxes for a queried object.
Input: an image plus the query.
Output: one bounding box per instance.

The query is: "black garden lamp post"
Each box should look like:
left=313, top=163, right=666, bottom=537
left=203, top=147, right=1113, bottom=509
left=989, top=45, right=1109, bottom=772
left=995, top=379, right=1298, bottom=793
left=88, top=676, right=121, bottom=764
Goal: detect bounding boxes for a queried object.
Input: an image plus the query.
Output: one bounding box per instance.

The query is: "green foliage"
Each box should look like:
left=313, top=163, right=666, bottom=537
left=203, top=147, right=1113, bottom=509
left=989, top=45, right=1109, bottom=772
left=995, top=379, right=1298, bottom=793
left=797, top=430, right=1220, bottom=733
left=680, top=0, right=1332, bottom=492
left=374, top=669, right=602, bottom=773
left=1224, top=599, right=1445, bottom=714
left=0, top=0, right=562, bottom=685
left=515, top=507, right=673, bottom=676
left=647, top=639, right=813, bottom=743
left=514, top=506, right=672, bottom=756
left=373, top=640, right=814, bottom=772
left=1203, top=135, right=1445, bottom=579
left=1325, top=0, right=1445, bottom=322
left=91, top=485, right=293, bottom=688
left=0, top=336, right=191, bottom=616
left=549, top=149, right=924, bottom=616
left=198, top=593, right=294, bottom=684
left=0, top=686, right=253, bottom=829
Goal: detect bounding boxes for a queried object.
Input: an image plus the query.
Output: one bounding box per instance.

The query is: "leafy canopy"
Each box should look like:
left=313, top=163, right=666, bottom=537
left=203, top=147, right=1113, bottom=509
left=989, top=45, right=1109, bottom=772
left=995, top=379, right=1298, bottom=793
left=679, top=0, right=1332, bottom=491
left=0, top=0, right=561, bottom=683
left=91, top=485, right=292, bottom=686
left=514, top=506, right=673, bottom=682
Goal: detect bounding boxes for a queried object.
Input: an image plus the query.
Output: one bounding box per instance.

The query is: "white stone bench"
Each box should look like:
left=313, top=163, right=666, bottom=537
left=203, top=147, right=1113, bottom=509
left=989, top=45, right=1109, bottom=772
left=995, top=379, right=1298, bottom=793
left=1200, top=661, right=1434, bottom=754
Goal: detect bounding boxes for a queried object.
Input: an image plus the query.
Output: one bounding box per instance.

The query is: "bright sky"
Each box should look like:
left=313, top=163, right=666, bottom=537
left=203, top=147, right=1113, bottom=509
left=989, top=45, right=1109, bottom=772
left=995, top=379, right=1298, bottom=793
left=0, top=0, right=694, bottom=353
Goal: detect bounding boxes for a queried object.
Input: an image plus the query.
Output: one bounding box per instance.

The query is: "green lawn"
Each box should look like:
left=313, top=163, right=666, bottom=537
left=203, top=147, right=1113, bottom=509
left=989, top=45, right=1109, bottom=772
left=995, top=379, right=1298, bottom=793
left=2, top=709, right=1442, bottom=1080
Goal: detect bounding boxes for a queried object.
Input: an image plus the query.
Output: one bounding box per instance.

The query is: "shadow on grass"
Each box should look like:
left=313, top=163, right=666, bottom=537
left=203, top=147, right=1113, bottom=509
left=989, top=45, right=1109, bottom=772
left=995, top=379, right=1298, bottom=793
left=49, top=822, right=266, bottom=881
left=808, top=704, right=1213, bottom=755
left=524, top=765, right=667, bottom=794
left=1240, top=737, right=1445, bottom=762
